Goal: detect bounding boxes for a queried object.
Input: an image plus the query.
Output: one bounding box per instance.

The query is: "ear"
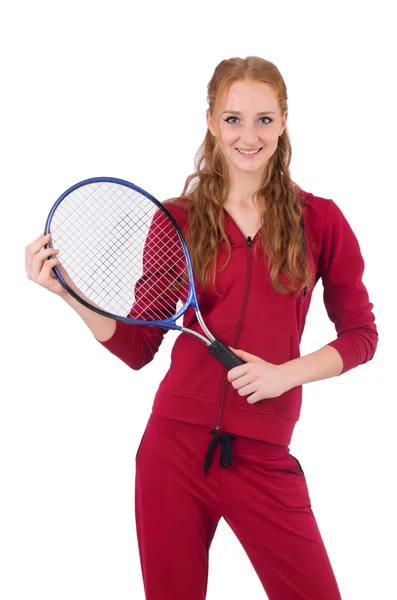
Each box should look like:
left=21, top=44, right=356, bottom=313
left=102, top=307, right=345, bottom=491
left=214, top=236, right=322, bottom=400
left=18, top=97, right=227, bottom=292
left=280, top=110, right=288, bottom=136
left=206, top=110, right=215, bottom=136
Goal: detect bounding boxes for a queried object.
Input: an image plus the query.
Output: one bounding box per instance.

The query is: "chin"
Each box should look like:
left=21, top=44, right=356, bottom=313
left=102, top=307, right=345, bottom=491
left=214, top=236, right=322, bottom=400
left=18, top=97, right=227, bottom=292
left=234, top=160, right=268, bottom=172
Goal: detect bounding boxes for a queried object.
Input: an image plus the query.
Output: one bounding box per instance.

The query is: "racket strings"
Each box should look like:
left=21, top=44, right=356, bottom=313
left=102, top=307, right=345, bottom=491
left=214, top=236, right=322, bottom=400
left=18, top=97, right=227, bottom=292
left=50, top=182, right=189, bottom=321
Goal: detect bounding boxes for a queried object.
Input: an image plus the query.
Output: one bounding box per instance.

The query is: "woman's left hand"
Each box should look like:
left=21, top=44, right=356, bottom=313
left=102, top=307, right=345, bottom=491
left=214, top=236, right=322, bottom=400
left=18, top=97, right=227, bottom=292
left=227, top=347, right=293, bottom=404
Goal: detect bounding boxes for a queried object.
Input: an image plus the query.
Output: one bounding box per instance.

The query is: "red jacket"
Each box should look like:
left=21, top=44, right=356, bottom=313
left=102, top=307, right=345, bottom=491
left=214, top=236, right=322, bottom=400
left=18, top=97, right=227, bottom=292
left=98, top=189, right=378, bottom=446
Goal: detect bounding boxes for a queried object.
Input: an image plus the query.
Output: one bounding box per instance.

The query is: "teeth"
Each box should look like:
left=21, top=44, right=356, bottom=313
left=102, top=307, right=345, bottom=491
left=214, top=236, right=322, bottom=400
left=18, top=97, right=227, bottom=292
left=237, top=148, right=261, bottom=155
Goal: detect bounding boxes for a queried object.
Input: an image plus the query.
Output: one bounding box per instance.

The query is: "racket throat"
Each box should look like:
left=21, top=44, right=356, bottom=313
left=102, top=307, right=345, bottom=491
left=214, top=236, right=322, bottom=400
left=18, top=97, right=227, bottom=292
left=180, top=309, right=216, bottom=345
left=181, top=310, right=244, bottom=369
left=191, top=310, right=244, bottom=369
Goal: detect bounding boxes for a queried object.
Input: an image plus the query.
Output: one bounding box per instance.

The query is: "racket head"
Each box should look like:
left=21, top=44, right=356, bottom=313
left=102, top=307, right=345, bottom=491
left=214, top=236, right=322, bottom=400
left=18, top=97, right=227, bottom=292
left=44, top=177, right=198, bottom=329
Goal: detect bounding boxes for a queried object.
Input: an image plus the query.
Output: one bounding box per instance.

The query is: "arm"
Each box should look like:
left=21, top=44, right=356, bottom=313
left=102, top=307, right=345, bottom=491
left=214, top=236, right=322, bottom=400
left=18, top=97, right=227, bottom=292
left=284, top=198, right=378, bottom=385
left=61, top=280, right=168, bottom=371
left=280, top=345, right=343, bottom=388
left=93, top=205, right=185, bottom=370
left=27, top=230, right=170, bottom=371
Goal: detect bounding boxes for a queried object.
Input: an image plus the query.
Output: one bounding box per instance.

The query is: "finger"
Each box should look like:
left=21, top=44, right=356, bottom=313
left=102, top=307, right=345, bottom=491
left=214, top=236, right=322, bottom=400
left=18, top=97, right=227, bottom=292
left=25, top=233, right=52, bottom=270
left=227, top=364, right=250, bottom=382
left=30, top=248, right=60, bottom=280
left=229, top=347, right=259, bottom=361
left=246, top=392, right=264, bottom=404
left=26, top=233, right=52, bottom=255
left=237, top=382, right=258, bottom=398
left=37, top=257, right=61, bottom=284
left=30, top=247, right=59, bottom=278
left=230, top=374, right=253, bottom=390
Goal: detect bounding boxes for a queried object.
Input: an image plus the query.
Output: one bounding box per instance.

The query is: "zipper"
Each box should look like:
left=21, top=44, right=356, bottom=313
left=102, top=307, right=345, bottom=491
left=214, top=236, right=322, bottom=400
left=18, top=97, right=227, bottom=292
left=214, top=235, right=253, bottom=431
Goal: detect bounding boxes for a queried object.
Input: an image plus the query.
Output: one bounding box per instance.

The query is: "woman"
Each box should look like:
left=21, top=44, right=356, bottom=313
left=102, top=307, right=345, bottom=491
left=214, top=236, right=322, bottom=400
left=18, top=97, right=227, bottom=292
left=25, top=56, right=378, bottom=599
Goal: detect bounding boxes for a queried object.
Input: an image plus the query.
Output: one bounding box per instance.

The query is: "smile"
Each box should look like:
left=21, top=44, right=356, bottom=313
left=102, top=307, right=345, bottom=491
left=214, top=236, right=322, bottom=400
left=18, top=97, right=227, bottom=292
left=236, top=148, right=262, bottom=155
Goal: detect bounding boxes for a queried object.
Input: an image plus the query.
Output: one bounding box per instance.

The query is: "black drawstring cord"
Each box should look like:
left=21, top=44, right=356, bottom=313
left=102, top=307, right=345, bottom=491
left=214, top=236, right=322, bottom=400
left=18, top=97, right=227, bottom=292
left=204, top=430, right=238, bottom=477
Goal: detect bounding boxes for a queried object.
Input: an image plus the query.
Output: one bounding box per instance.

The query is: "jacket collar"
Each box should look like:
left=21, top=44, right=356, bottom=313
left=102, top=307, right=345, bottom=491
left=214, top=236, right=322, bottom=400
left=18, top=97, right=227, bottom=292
left=223, top=208, right=261, bottom=247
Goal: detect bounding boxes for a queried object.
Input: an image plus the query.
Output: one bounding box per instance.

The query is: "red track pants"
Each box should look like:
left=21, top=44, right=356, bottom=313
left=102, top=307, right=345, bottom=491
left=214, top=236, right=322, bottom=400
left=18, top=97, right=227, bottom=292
left=134, top=412, right=342, bottom=600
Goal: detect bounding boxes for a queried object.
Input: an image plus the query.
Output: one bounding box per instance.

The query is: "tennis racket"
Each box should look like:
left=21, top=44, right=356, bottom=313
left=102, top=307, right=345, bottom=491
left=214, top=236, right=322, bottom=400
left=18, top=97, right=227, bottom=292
left=44, top=176, right=245, bottom=370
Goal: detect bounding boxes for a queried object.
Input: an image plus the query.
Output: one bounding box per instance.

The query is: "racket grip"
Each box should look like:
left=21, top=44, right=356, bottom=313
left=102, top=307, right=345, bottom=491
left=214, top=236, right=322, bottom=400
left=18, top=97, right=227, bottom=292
left=208, top=339, right=245, bottom=370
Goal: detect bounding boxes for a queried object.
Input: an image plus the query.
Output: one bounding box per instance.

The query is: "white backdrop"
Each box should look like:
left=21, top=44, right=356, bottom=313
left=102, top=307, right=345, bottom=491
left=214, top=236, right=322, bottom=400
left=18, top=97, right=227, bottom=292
left=1, top=0, right=395, bottom=598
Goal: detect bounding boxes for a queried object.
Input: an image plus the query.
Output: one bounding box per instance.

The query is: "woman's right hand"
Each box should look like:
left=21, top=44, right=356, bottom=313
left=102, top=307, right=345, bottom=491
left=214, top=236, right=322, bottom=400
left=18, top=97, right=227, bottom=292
left=25, top=233, right=68, bottom=298
left=25, top=232, right=118, bottom=342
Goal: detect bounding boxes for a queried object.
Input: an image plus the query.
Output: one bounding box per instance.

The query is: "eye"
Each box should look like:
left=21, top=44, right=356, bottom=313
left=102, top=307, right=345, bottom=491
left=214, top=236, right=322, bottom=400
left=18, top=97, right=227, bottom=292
left=224, top=116, right=239, bottom=124
left=223, top=116, right=273, bottom=125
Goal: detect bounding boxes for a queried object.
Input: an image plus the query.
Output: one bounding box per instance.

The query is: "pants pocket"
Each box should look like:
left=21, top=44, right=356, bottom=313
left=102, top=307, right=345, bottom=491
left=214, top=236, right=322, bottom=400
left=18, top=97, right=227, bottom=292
left=289, top=453, right=304, bottom=475
left=135, top=426, right=148, bottom=461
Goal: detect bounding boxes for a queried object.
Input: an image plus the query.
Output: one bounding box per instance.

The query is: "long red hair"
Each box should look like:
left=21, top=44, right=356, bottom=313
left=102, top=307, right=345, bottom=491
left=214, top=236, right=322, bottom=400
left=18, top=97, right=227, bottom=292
left=166, top=56, right=315, bottom=296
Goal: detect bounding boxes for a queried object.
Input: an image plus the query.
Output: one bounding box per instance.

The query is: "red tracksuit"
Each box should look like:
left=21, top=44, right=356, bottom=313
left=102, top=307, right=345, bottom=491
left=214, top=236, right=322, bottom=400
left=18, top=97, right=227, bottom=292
left=99, top=188, right=378, bottom=599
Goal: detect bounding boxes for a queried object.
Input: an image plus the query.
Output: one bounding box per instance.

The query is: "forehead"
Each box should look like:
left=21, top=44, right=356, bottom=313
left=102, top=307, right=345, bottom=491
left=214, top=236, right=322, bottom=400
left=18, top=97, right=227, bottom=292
left=221, top=79, right=279, bottom=112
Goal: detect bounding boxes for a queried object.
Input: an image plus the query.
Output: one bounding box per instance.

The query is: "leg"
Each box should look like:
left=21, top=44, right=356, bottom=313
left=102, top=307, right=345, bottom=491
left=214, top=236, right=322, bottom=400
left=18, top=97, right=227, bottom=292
left=222, top=448, right=342, bottom=600
left=135, top=418, right=221, bottom=600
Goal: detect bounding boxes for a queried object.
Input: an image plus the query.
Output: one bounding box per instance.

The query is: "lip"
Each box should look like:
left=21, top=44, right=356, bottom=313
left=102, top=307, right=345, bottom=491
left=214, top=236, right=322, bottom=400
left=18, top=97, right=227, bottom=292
left=236, top=148, right=263, bottom=157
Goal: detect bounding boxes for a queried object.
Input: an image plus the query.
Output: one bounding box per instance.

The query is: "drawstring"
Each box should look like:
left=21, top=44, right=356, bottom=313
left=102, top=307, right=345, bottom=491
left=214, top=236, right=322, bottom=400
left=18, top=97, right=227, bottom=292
left=204, top=430, right=238, bottom=477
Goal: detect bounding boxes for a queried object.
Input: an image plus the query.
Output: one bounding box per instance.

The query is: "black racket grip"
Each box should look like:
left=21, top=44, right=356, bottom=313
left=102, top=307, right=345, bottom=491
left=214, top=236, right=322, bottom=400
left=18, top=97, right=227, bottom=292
left=208, top=339, right=246, bottom=370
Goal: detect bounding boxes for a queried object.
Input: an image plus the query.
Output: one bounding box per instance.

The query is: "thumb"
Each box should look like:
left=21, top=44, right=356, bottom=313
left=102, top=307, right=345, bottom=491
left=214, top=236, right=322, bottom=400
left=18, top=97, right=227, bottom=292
left=229, top=346, right=260, bottom=362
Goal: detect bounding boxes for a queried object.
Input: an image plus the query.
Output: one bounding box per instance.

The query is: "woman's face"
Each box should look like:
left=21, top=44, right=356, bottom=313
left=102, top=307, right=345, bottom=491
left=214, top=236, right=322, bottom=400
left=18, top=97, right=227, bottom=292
left=207, top=79, right=287, bottom=181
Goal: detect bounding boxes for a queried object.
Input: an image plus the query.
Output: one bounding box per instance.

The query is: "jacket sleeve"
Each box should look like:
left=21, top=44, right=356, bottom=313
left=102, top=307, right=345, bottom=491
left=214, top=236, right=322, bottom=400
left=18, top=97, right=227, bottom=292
left=96, top=320, right=168, bottom=370
left=96, top=206, right=185, bottom=370
left=318, top=199, right=378, bottom=375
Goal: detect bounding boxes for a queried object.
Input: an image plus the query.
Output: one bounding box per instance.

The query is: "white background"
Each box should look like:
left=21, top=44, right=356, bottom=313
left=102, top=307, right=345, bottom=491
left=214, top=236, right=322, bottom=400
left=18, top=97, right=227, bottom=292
left=1, top=0, right=396, bottom=598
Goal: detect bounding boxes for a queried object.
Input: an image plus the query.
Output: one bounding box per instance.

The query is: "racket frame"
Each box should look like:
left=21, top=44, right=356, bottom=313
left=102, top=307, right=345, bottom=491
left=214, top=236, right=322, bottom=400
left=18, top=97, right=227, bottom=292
left=44, top=176, right=215, bottom=346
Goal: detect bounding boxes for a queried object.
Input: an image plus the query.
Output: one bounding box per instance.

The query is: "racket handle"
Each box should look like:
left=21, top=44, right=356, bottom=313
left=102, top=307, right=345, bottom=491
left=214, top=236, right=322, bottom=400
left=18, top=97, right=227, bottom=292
left=208, top=339, right=246, bottom=370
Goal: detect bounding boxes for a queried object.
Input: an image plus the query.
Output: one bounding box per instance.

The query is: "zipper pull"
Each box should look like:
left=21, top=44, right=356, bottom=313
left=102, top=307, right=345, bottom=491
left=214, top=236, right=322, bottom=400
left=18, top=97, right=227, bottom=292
left=301, top=286, right=307, bottom=304
left=247, top=236, right=252, bottom=247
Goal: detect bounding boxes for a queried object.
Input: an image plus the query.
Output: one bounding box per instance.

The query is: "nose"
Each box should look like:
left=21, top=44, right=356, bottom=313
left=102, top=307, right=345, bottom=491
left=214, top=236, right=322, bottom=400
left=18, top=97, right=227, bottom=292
left=239, top=123, right=260, bottom=145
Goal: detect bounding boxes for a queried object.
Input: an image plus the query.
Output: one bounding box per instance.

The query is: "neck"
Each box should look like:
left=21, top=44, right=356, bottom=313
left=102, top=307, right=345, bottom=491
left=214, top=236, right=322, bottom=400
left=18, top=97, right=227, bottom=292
left=227, top=183, right=260, bottom=208
left=226, top=170, right=265, bottom=207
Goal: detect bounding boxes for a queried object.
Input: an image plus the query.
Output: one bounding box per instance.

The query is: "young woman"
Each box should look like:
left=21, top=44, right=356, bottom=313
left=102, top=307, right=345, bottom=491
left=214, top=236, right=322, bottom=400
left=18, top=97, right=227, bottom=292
left=25, top=56, right=378, bottom=600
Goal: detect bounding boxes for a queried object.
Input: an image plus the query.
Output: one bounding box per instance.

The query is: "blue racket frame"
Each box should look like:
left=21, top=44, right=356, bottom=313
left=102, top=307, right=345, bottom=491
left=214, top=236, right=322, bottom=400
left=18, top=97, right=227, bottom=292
left=44, top=176, right=201, bottom=332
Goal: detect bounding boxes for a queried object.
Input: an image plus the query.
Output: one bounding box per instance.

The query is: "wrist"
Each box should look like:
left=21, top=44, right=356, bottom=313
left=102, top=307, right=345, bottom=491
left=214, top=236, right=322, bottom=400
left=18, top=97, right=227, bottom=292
left=60, top=289, right=74, bottom=304
left=279, top=361, right=299, bottom=391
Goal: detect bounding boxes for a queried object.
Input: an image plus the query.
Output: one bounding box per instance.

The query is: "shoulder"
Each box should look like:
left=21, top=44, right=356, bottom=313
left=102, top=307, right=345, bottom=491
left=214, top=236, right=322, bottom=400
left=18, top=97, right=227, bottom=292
left=297, top=187, right=346, bottom=261
left=299, top=187, right=333, bottom=222
left=298, top=186, right=347, bottom=237
left=162, top=195, right=192, bottom=233
left=300, top=187, right=353, bottom=234
left=163, top=195, right=192, bottom=212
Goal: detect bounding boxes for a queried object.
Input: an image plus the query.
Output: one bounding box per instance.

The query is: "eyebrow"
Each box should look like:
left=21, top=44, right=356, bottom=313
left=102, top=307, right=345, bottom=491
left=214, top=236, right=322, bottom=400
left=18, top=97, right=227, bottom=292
left=221, top=110, right=276, bottom=116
